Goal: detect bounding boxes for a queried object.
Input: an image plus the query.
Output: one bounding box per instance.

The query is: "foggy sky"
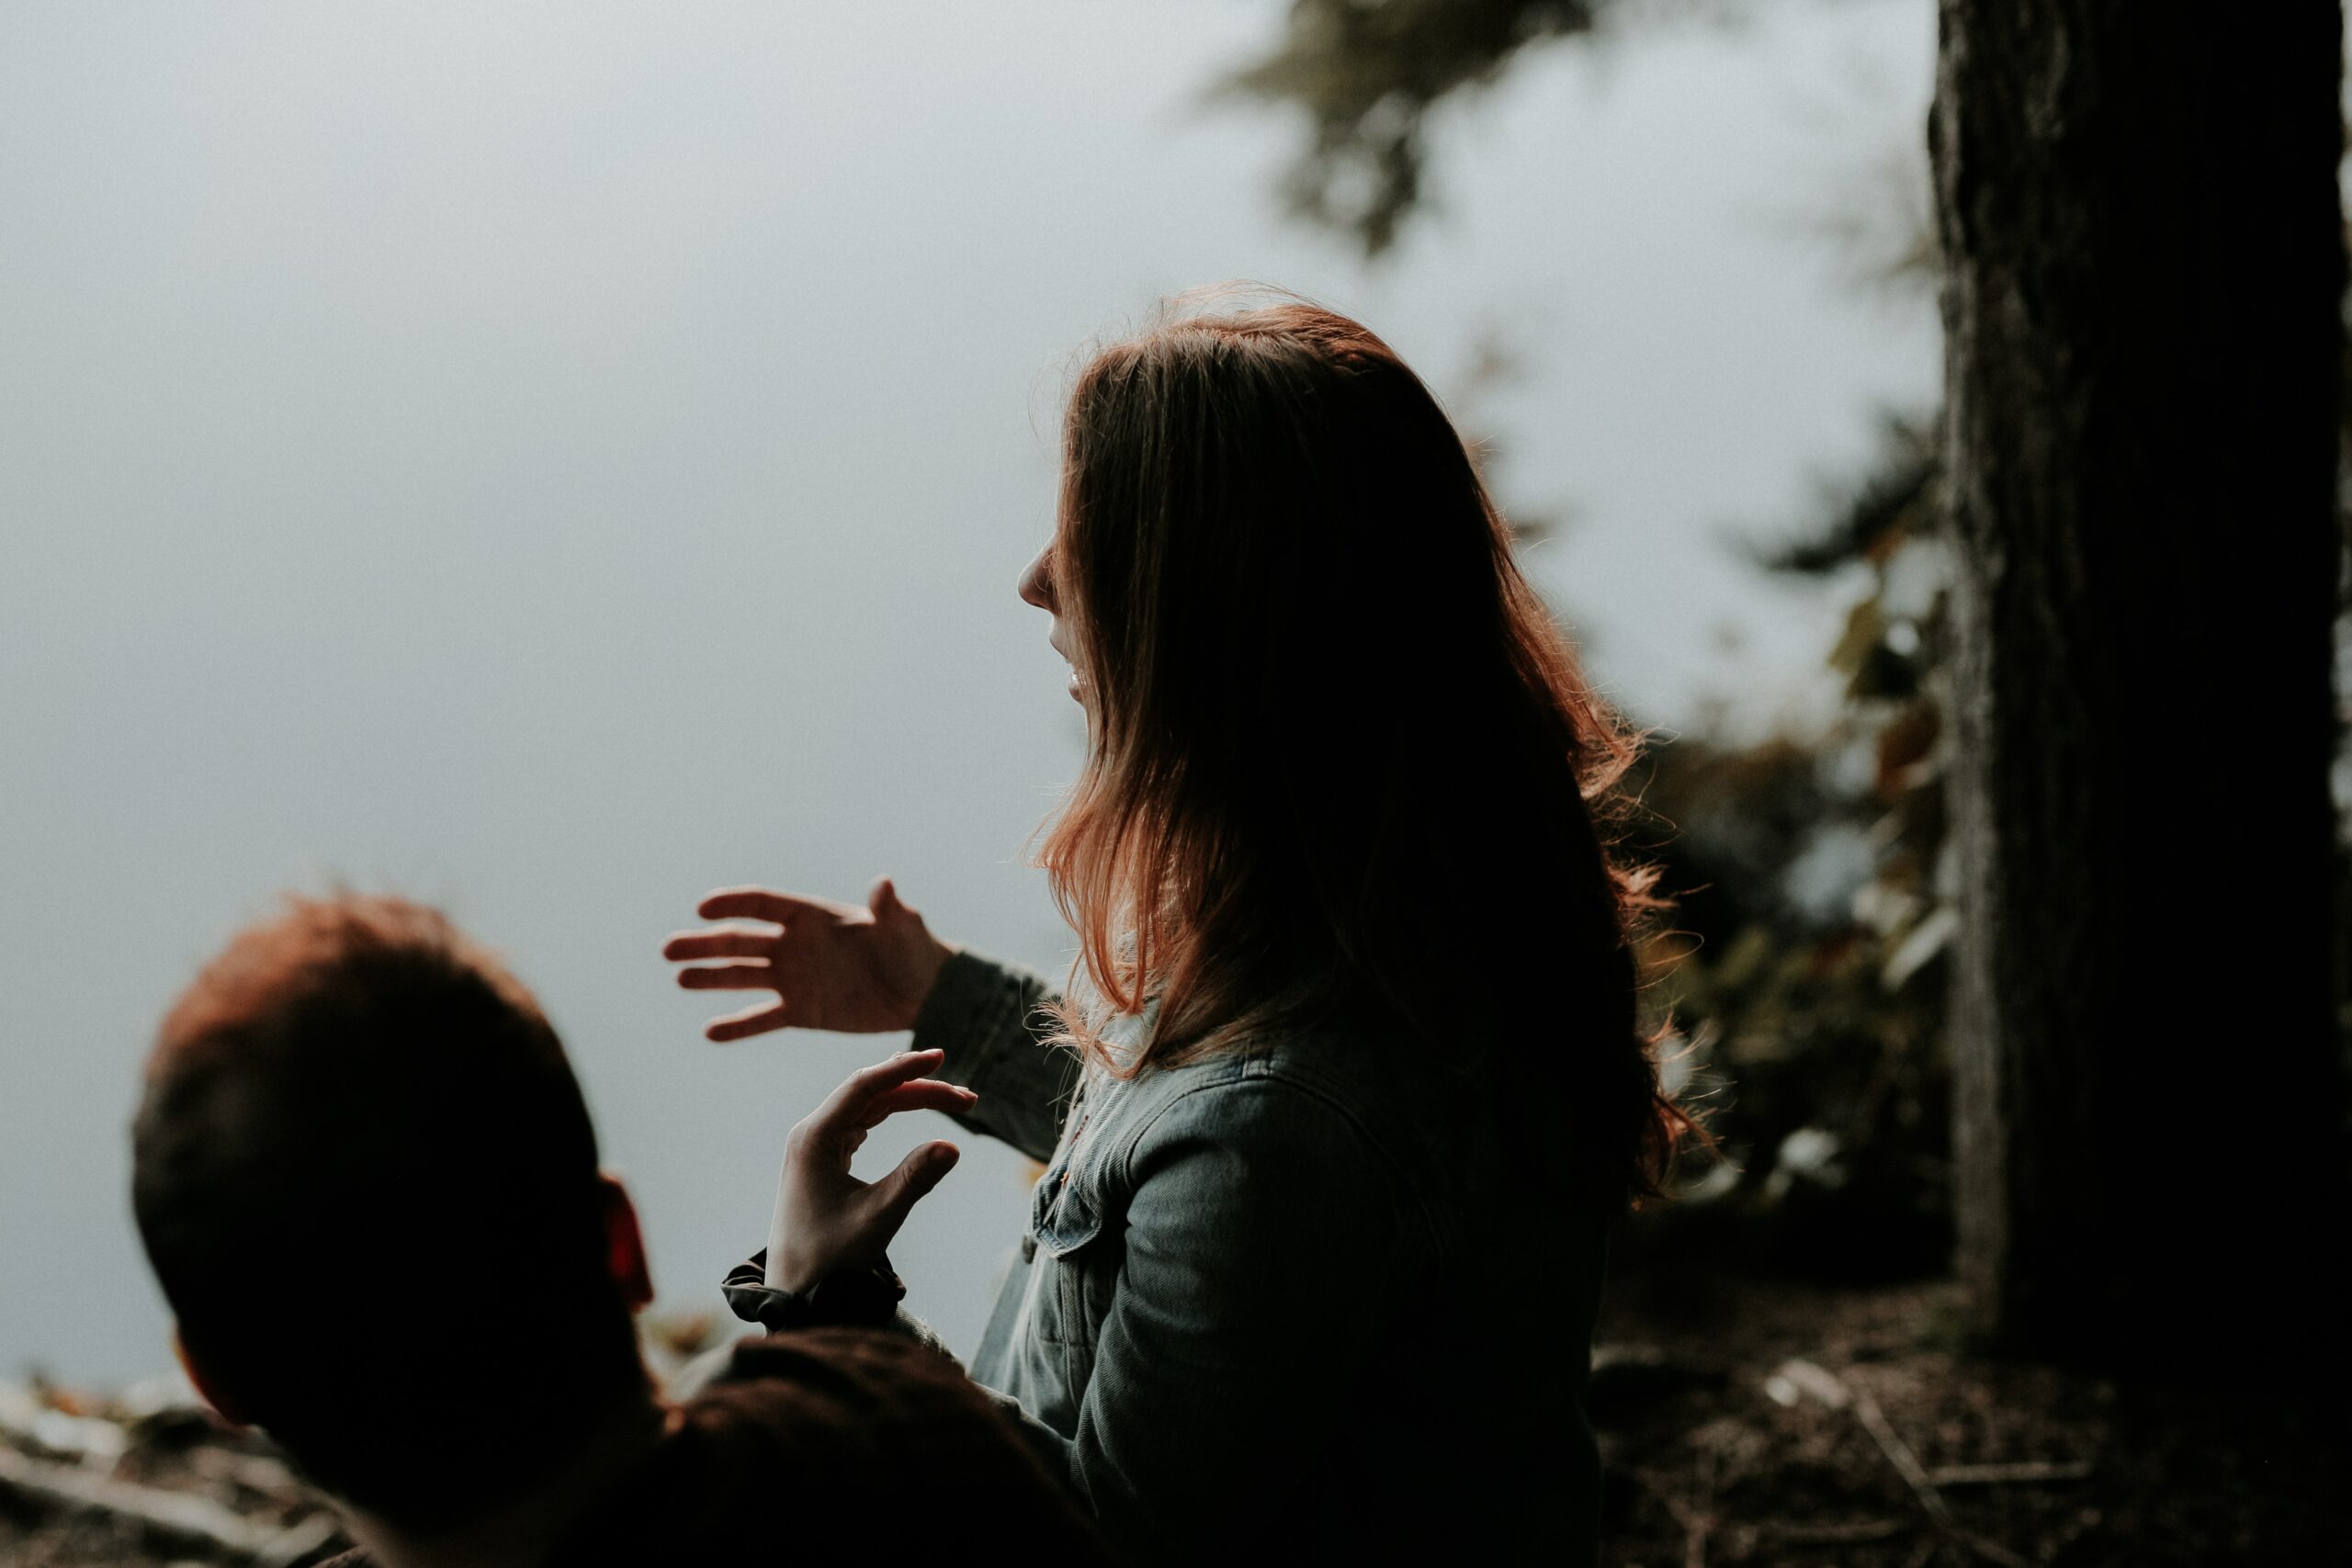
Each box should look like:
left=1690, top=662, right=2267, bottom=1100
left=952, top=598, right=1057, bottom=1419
left=0, top=0, right=1935, bottom=1381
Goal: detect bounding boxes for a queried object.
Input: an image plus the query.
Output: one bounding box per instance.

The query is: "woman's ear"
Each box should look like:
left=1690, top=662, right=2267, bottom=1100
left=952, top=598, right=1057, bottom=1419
left=173, top=1329, right=250, bottom=1427
left=599, top=1173, right=654, bottom=1311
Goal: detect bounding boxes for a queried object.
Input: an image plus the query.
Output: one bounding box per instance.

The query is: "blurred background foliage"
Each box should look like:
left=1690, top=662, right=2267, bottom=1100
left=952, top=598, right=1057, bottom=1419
left=1217, top=0, right=1617, bottom=254
left=1236, top=0, right=2351, bottom=1286
left=1229, top=0, right=1970, bottom=1278
left=1623, top=261, right=2352, bottom=1282
left=1629, top=412, right=1953, bottom=1280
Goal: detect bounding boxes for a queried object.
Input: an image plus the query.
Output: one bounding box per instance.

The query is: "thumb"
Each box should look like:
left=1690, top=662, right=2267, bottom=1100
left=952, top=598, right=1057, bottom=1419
left=868, top=876, right=909, bottom=922
left=866, top=1139, right=960, bottom=1235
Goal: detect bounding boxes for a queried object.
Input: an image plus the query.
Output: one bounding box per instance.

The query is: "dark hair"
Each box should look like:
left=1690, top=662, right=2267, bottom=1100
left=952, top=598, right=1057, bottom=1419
left=130, top=894, right=641, bottom=1523
left=1037, top=292, right=1692, bottom=1200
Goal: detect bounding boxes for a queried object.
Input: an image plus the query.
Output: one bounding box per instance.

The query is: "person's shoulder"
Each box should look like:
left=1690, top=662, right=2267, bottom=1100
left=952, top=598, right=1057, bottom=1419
left=606, top=1330, right=1113, bottom=1561
left=1157, top=1010, right=1454, bottom=1131
left=1110, top=1011, right=1505, bottom=1224
left=1117, top=1021, right=1426, bottom=1168
left=688, top=1326, right=1009, bottom=1446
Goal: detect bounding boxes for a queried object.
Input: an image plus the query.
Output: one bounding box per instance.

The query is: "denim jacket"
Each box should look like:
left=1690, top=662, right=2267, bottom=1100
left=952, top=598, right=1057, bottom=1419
left=913, top=950, right=1610, bottom=1567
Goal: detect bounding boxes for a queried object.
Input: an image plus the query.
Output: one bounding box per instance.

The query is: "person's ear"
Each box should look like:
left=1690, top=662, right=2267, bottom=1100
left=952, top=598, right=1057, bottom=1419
left=599, top=1173, right=654, bottom=1311
left=172, top=1329, right=251, bottom=1428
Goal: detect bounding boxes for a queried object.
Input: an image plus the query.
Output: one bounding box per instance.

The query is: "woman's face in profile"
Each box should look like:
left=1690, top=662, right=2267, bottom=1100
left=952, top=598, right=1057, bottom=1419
left=1018, top=546, right=1086, bottom=706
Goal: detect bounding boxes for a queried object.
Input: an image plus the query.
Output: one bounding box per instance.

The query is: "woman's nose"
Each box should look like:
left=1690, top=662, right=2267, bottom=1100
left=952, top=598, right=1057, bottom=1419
left=1017, top=549, right=1056, bottom=612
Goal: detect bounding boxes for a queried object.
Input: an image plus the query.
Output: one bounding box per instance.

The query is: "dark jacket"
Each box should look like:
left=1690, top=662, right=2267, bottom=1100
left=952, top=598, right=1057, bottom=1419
left=316, top=1328, right=1112, bottom=1566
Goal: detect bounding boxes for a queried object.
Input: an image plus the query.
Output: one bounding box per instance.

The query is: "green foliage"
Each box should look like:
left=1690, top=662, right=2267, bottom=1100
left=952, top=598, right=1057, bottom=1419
left=1633, top=417, right=1956, bottom=1277
left=1216, top=0, right=1613, bottom=254
left=1221, top=0, right=1964, bottom=1271
left=1751, top=416, right=1937, bottom=581
left=1224, top=0, right=2349, bottom=1290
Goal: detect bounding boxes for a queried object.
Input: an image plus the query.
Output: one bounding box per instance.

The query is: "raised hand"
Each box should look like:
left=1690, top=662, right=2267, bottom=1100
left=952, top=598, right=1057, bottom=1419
left=662, top=879, right=956, bottom=1043
left=767, top=1049, right=974, bottom=1292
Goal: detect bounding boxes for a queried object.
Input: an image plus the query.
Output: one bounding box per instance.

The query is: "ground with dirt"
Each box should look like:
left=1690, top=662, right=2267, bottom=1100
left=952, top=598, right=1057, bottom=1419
left=5, top=1275, right=2341, bottom=1565
left=1591, top=1260, right=2346, bottom=1566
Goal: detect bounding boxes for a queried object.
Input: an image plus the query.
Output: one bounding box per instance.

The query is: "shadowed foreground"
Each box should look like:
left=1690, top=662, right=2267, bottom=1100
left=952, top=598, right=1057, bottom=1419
left=1592, top=1260, right=2347, bottom=1566
left=0, top=1318, right=724, bottom=1568
left=5, top=1273, right=2342, bottom=1566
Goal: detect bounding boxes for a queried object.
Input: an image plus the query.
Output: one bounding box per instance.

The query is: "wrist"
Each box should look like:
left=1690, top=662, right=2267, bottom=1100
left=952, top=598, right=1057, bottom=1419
left=726, top=1252, right=907, bottom=1334
left=764, top=1186, right=819, bottom=1292
left=763, top=1207, right=822, bottom=1292
left=901, top=935, right=957, bottom=1025
left=765, top=1252, right=816, bottom=1293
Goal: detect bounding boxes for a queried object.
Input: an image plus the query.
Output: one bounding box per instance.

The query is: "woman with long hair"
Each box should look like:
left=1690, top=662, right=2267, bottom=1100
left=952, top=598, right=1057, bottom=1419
left=662, top=295, right=1691, bottom=1565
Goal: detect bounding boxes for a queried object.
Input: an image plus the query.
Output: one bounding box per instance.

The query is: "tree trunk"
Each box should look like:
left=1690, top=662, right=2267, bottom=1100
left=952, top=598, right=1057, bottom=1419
left=1932, top=1, right=2346, bottom=1379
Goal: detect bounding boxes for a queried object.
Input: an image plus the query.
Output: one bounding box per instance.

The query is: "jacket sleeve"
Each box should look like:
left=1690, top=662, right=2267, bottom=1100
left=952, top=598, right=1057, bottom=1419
left=1063, top=1077, right=1421, bottom=1565
left=718, top=1250, right=1087, bottom=1493
left=910, top=949, right=1079, bottom=1164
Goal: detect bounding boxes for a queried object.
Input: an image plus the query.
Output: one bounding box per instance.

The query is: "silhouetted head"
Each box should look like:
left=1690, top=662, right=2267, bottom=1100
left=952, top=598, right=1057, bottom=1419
left=1022, top=289, right=1691, bottom=1198
left=130, top=894, right=651, bottom=1527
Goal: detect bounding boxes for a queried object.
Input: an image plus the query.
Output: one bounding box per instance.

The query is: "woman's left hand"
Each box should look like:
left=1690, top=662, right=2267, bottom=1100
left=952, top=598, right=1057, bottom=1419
left=768, top=1048, right=976, bottom=1293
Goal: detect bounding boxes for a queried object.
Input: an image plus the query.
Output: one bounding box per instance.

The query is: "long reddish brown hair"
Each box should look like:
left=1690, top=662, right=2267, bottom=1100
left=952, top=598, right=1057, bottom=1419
left=1036, top=293, right=1691, bottom=1200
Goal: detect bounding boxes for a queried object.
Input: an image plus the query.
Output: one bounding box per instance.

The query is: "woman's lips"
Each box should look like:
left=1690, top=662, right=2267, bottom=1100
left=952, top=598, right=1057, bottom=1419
left=1050, top=632, right=1082, bottom=703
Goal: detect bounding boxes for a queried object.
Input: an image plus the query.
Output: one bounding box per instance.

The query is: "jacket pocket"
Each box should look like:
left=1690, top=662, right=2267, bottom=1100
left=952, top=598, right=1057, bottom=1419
left=1032, top=1173, right=1104, bottom=1259
left=1026, top=1168, right=1108, bottom=1350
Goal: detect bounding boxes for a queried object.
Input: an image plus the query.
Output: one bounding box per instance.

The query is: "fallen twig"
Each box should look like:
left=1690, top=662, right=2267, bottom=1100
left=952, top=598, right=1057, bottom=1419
left=1927, top=1459, right=2093, bottom=1488
left=186, top=1443, right=311, bottom=1505
left=0, top=1384, right=126, bottom=1465
left=1769, top=1517, right=1908, bottom=1544
left=1849, top=1383, right=2032, bottom=1568
left=0, top=1442, right=339, bottom=1566
left=1841, top=1374, right=1956, bottom=1535
left=1774, top=1359, right=2035, bottom=1568
left=1646, top=1471, right=1712, bottom=1568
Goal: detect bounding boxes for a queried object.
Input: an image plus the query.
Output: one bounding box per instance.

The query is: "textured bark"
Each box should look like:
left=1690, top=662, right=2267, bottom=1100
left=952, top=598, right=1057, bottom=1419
left=1932, top=2, right=2346, bottom=1374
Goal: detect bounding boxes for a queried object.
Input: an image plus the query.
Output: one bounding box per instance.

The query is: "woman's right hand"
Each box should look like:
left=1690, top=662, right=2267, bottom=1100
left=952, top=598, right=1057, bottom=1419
left=662, top=878, right=956, bottom=1043
left=764, top=1047, right=973, bottom=1292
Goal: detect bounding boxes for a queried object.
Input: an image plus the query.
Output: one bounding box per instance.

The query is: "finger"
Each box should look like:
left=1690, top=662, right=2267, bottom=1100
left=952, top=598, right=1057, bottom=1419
left=697, top=886, right=834, bottom=923
left=706, top=1000, right=789, bottom=1043
left=868, top=877, right=909, bottom=920
left=662, top=929, right=775, bottom=962
left=807, top=1049, right=949, bottom=1135
left=864, top=1140, right=962, bottom=1236
left=854, top=1079, right=978, bottom=1128
left=676, top=963, right=776, bottom=990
